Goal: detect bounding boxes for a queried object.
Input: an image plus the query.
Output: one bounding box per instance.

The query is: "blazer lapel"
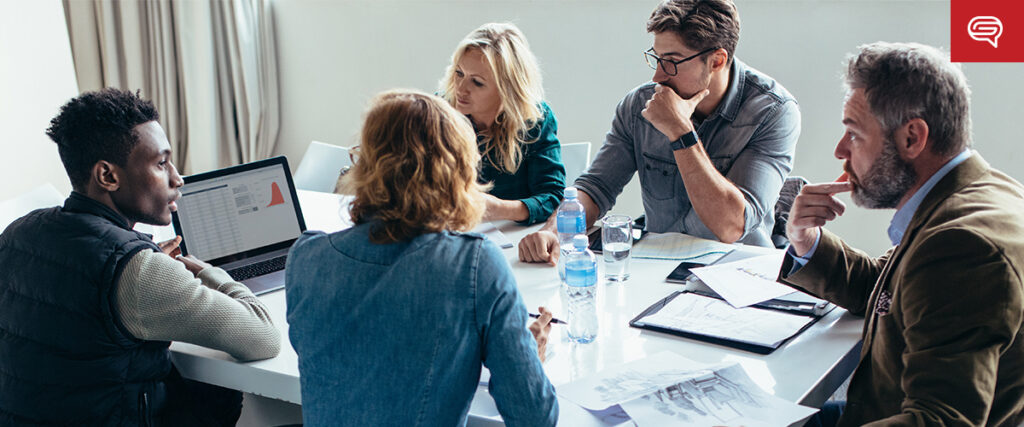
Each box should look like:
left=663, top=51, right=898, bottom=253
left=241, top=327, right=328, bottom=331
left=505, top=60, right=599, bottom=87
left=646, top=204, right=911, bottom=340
left=858, top=153, right=989, bottom=357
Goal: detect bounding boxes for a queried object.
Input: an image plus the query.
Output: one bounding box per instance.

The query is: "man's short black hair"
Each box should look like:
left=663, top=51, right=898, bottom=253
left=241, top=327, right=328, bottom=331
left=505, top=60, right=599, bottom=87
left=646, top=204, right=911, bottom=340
left=45, top=88, right=159, bottom=191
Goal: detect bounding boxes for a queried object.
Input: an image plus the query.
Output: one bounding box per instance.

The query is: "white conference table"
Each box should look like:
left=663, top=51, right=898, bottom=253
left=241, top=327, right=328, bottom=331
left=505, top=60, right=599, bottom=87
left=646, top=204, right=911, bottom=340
left=167, top=190, right=864, bottom=425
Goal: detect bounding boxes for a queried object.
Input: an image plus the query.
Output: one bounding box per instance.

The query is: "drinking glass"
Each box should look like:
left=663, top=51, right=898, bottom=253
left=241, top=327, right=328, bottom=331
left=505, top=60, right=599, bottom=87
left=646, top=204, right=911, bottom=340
left=601, top=215, right=632, bottom=281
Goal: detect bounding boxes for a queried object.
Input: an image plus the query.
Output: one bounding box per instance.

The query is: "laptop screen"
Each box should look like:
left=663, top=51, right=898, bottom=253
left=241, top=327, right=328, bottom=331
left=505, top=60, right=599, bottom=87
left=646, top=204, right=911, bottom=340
left=172, top=157, right=305, bottom=265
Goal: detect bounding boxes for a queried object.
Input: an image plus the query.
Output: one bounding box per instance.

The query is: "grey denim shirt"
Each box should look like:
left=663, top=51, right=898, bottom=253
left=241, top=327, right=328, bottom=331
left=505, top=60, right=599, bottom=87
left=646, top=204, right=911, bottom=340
left=575, top=58, right=800, bottom=246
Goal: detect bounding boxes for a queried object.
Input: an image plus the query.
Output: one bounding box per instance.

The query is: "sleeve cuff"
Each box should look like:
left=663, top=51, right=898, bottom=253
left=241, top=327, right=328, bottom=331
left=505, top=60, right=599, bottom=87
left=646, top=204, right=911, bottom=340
left=518, top=197, right=541, bottom=225
left=519, top=194, right=562, bottom=225
left=785, top=231, right=820, bottom=275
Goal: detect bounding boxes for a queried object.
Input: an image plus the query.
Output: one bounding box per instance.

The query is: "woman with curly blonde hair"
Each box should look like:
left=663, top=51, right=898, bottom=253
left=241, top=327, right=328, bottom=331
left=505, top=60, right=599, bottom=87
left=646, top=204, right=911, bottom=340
left=285, top=89, right=558, bottom=426
left=440, top=22, right=566, bottom=225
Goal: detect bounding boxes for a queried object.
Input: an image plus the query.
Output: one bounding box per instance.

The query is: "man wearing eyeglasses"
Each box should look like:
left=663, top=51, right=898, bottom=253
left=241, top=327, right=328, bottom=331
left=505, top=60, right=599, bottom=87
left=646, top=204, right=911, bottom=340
left=520, top=0, right=799, bottom=263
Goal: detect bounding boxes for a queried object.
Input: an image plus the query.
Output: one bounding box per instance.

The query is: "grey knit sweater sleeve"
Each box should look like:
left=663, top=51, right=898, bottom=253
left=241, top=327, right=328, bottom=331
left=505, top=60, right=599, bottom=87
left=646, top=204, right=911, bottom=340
left=115, top=249, right=281, bottom=361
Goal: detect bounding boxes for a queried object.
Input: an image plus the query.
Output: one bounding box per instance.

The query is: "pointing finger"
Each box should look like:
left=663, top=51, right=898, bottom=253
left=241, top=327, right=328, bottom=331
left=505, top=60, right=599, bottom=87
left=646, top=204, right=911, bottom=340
left=803, top=181, right=854, bottom=195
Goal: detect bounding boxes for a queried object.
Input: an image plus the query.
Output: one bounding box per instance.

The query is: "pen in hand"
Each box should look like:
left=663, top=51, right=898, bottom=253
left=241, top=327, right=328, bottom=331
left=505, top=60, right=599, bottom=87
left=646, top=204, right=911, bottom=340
left=529, top=312, right=568, bottom=325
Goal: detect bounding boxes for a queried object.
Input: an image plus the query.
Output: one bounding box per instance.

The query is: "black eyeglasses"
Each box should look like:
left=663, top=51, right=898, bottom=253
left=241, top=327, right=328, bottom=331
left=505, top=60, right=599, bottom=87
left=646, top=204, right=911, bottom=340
left=644, top=47, right=719, bottom=76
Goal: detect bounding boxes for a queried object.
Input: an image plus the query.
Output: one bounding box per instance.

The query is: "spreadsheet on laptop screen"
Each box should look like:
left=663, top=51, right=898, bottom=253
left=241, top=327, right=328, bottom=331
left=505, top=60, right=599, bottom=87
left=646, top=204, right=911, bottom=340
left=175, top=164, right=302, bottom=262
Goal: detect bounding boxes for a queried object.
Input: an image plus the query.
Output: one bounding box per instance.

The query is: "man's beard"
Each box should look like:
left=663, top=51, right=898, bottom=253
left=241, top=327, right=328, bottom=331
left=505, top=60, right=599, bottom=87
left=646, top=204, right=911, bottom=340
left=665, top=65, right=713, bottom=100
left=850, top=139, right=917, bottom=209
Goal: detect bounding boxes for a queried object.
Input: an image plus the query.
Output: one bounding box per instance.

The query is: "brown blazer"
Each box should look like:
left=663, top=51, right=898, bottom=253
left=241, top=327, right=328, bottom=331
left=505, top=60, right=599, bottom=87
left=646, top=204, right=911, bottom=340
left=780, top=154, right=1024, bottom=426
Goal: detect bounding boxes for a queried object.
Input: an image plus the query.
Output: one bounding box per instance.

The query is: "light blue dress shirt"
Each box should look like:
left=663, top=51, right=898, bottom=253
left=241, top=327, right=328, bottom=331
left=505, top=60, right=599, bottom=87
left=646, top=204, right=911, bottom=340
left=788, top=149, right=973, bottom=272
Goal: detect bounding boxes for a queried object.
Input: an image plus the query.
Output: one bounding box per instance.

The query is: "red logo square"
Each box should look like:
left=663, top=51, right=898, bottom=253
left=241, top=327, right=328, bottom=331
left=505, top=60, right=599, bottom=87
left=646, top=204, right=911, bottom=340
left=951, top=0, right=1024, bottom=62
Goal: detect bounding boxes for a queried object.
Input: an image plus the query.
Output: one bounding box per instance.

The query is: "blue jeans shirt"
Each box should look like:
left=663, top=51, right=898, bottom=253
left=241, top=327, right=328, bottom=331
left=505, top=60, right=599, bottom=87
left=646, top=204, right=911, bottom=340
left=285, top=224, right=558, bottom=426
left=575, top=58, right=800, bottom=246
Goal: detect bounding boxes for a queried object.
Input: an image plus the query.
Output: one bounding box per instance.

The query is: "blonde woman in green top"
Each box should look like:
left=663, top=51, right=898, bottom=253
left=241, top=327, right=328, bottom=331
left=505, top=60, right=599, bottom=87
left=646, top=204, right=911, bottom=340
left=439, top=22, right=566, bottom=225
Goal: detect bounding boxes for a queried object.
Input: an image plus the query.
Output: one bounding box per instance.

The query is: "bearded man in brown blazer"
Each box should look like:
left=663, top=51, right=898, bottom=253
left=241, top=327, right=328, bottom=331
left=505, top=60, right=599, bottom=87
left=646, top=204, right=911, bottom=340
left=780, top=42, right=1024, bottom=427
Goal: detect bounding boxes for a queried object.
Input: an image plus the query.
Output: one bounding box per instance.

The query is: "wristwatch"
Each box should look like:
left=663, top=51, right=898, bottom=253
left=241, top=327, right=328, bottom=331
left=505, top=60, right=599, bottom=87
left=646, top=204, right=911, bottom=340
left=670, top=130, right=700, bottom=151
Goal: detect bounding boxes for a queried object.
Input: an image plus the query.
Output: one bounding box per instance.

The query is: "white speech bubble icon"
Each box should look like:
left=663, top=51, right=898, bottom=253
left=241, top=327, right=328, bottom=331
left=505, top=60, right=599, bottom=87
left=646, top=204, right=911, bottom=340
left=968, top=16, right=1003, bottom=48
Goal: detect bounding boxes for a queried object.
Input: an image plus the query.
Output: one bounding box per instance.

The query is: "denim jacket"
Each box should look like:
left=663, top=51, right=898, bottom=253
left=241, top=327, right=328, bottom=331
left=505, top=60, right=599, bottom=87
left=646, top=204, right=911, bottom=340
left=285, top=224, right=558, bottom=426
left=575, top=58, right=800, bottom=246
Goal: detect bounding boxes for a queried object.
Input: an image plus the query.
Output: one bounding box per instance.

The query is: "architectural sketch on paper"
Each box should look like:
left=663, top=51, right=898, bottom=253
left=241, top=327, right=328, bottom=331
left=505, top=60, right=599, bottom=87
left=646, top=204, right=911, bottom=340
left=636, top=366, right=766, bottom=423
left=592, top=367, right=707, bottom=405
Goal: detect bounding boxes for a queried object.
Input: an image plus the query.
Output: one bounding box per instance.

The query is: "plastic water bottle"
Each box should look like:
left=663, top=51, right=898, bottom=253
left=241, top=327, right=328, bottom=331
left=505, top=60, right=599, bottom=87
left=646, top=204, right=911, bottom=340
left=556, top=187, right=586, bottom=281
left=564, top=235, right=598, bottom=343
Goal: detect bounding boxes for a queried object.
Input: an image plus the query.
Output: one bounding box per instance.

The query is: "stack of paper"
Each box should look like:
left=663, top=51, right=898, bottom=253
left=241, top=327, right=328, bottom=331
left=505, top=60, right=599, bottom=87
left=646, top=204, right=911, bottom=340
left=558, top=352, right=817, bottom=426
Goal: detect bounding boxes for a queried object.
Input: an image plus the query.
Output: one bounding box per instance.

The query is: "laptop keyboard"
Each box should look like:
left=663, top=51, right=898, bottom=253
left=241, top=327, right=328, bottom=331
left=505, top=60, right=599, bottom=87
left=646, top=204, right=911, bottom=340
left=227, top=255, right=287, bottom=281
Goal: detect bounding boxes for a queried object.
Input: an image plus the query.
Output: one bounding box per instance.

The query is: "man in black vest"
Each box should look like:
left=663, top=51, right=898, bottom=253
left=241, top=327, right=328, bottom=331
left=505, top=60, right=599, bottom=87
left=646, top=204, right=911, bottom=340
left=0, top=88, right=281, bottom=425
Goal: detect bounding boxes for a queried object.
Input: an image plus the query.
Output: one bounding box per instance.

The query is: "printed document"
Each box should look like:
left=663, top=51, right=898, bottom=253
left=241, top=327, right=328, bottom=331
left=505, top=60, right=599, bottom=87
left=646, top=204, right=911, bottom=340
left=558, top=351, right=816, bottom=426
left=632, top=232, right=734, bottom=261
left=690, top=252, right=794, bottom=307
left=559, top=352, right=703, bottom=410
left=619, top=363, right=816, bottom=426
left=640, top=292, right=815, bottom=348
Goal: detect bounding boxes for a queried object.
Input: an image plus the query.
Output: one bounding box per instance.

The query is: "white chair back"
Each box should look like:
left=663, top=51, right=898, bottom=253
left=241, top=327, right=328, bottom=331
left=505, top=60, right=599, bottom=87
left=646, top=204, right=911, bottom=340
left=293, top=141, right=351, bottom=193
left=0, top=184, right=66, bottom=231
left=561, top=141, right=592, bottom=184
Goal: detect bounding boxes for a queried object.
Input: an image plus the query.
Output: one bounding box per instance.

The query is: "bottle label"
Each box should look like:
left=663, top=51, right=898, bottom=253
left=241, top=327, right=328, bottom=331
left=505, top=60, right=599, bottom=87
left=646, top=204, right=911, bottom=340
left=565, top=260, right=597, bottom=287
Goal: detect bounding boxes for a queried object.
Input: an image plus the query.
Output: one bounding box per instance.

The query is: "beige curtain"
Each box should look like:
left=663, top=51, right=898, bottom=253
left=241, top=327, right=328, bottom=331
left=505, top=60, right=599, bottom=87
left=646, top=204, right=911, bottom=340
left=63, top=0, right=280, bottom=174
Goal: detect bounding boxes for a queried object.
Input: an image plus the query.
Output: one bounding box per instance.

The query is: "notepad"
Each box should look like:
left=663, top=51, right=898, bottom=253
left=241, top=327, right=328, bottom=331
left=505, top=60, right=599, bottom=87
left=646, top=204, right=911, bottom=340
left=630, top=291, right=822, bottom=354
left=631, top=232, right=734, bottom=261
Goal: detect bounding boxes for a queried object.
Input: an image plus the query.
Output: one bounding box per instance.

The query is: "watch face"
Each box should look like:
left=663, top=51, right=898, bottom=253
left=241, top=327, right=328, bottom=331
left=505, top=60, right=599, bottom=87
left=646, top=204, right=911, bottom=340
left=672, top=131, right=699, bottom=151
left=683, top=131, right=700, bottom=147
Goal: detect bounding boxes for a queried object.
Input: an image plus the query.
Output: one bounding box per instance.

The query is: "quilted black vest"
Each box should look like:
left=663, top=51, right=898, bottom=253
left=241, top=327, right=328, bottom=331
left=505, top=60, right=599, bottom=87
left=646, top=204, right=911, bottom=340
left=0, top=192, right=171, bottom=426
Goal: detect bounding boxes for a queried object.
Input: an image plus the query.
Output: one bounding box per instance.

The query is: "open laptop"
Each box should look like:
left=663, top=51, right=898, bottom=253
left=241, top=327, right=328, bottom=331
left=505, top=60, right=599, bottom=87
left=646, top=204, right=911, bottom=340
left=171, top=156, right=306, bottom=295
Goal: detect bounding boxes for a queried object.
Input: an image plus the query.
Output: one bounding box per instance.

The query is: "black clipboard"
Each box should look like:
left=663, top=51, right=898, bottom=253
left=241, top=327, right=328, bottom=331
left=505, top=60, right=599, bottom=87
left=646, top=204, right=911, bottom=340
left=629, top=290, right=831, bottom=354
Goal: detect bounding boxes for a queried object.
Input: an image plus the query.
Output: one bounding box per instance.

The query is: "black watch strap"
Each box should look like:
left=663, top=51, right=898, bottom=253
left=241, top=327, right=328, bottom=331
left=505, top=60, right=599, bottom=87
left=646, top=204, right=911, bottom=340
left=670, top=130, right=700, bottom=151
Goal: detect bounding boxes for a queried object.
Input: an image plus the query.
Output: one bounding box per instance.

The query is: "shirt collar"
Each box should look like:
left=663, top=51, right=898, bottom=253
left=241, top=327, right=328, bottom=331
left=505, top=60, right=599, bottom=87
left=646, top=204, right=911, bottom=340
left=887, top=149, right=973, bottom=245
left=706, top=58, right=745, bottom=123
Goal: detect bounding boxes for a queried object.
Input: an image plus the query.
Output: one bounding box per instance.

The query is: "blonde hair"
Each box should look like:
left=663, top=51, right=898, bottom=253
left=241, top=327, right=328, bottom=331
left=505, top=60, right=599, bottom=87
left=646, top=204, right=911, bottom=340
left=349, top=89, right=488, bottom=243
left=440, top=22, right=544, bottom=175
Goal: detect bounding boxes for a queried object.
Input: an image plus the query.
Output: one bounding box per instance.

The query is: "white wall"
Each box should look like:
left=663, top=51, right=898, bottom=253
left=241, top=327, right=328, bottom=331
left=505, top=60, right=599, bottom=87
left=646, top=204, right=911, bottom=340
left=0, top=0, right=78, bottom=200
left=272, top=0, right=1024, bottom=254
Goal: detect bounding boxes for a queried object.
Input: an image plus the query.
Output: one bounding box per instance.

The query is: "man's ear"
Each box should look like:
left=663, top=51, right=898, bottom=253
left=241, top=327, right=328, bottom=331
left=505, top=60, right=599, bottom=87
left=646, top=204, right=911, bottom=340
left=897, top=118, right=929, bottom=160
left=709, top=48, right=729, bottom=72
left=92, top=160, right=121, bottom=192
